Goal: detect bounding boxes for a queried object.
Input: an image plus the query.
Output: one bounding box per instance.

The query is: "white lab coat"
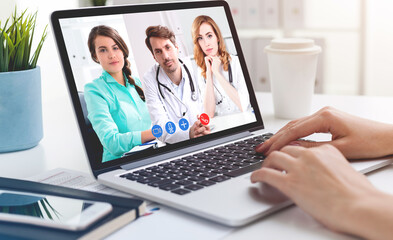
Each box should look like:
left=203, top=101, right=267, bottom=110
left=143, top=59, right=204, bottom=144
left=197, top=55, right=250, bottom=116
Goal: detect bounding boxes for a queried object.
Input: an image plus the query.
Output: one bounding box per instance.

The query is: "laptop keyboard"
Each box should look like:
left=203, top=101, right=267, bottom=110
left=119, top=133, right=273, bottom=195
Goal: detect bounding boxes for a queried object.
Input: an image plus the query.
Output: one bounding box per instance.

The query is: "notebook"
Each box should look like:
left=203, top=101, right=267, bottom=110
left=51, top=0, right=392, bottom=226
left=0, top=177, right=145, bottom=240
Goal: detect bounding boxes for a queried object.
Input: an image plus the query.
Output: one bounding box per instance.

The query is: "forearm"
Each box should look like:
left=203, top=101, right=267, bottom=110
left=342, top=191, right=393, bottom=240
left=213, top=71, right=243, bottom=111
left=374, top=122, right=393, bottom=156
left=204, top=76, right=216, bottom=118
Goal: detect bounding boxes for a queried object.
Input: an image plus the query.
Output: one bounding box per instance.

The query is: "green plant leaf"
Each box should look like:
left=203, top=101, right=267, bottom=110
left=43, top=198, right=60, bottom=218
left=30, top=24, right=47, bottom=68
left=40, top=199, right=53, bottom=219
left=0, top=7, right=47, bottom=71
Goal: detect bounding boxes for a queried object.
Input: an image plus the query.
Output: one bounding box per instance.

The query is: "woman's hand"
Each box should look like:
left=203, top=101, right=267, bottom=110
left=204, top=56, right=213, bottom=78
left=210, top=56, right=222, bottom=75
left=251, top=144, right=383, bottom=237
left=256, top=106, right=393, bottom=159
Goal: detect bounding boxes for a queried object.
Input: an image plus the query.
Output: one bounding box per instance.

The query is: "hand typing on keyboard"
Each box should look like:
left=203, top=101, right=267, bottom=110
left=251, top=107, right=393, bottom=240
left=255, top=106, right=393, bottom=159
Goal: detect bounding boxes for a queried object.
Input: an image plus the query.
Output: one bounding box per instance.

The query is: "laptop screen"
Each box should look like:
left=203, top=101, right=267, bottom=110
left=52, top=1, right=263, bottom=170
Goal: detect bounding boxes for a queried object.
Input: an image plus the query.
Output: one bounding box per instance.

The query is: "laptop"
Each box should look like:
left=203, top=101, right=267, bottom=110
left=51, top=1, right=392, bottom=226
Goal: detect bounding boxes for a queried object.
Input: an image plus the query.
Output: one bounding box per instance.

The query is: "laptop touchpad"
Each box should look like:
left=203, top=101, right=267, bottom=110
left=248, top=183, right=289, bottom=204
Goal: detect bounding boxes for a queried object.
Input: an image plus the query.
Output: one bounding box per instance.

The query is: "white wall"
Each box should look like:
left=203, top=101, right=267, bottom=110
left=3, top=0, right=393, bottom=97
left=0, top=0, right=79, bottom=100
left=365, top=0, right=393, bottom=96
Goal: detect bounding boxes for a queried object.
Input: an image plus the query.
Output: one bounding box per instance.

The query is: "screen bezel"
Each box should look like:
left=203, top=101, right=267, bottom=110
left=50, top=0, right=264, bottom=175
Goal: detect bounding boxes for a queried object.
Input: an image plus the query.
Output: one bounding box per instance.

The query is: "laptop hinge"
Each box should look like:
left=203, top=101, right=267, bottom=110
left=120, top=131, right=252, bottom=171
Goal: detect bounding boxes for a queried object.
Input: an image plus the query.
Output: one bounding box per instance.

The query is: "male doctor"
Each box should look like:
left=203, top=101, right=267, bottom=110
left=143, top=25, right=210, bottom=144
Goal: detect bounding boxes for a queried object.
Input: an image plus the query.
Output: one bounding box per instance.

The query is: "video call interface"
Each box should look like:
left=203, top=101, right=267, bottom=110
left=59, top=6, right=257, bottom=163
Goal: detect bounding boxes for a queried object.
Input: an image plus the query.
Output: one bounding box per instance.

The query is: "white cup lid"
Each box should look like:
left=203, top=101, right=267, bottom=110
left=264, top=38, right=321, bottom=55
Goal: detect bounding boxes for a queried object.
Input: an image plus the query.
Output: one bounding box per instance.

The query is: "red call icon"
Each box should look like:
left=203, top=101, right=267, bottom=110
left=199, top=113, right=210, bottom=125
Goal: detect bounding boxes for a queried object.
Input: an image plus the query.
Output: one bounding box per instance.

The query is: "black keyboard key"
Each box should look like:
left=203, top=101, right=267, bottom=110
left=225, top=158, right=237, bottom=162
left=233, top=162, right=250, bottom=167
left=198, top=180, right=216, bottom=186
left=170, top=175, right=187, bottom=180
left=167, top=169, right=181, bottom=175
left=172, top=188, right=191, bottom=195
left=175, top=179, right=193, bottom=186
left=148, top=179, right=174, bottom=187
left=137, top=177, right=161, bottom=184
left=193, top=168, right=208, bottom=173
left=183, top=171, right=198, bottom=176
left=172, top=159, right=183, bottom=163
left=159, top=183, right=181, bottom=191
left=211, top=169, right=228, bottom=174
left=193, top=152, right=207, bottom=158
left=155, top=173, right=170, bottom=178
left=124, top=174, right=140, bottom=181
left=221, top=165, right=239, bottom=171
left=163, top=164, right=176, bottom=169
left=216, top=160, right=228, bottom=166
left=191, top=163, right=204, bottom=168
left=210, top=175, right=231, bottom=182
left=175, top=161, right=189, bottom=166
left=198, top=172, right=217, bottom=178
left=187, top=176, right=206, bottom=182
left=201, top=159, right=216, bottom=164
left=224, top=162, right=262, bottom=177
left=151, top=168, right=166, bottom=174
left=253, top=154, right=266, bottom=159
left=216, top=149, right=232, bottom=153
left=179, top=166, right=193, bottom=171
left=243, top=158, right=261, bottom=164
left=138, top=171, right=154, bottom=177
left=146, top=166, right=159, bottom=171
left=205, top=164, right=220, bottom=169
left=233, top=155, right=249, bottom=160
left=120, top=173, right=132, bottom=178
left=183, top=156, right=197, bottom=161
left=184, top=184, right=204, bottom=191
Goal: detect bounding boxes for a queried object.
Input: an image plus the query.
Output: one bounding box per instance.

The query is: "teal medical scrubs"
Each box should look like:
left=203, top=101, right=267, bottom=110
left=84, top=71, right=151, bottom=162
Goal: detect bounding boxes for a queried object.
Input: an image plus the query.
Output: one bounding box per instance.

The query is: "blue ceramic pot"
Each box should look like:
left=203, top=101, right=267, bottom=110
left=0, top=67, right=43, bottom=152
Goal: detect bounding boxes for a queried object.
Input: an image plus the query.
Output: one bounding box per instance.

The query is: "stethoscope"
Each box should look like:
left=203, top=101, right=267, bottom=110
left=156, top=59, right=197, bottom=118
left=205, top=63, right=233, bottom=105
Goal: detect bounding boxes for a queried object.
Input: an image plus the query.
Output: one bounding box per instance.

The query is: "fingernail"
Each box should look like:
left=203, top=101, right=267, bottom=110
left=289, top=141, right=301, bottom=146
left=255, top=143, right=265, bottom=152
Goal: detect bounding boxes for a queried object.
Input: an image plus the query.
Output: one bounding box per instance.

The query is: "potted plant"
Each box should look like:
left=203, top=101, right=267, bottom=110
left=0, top=8, right=47, bottom=152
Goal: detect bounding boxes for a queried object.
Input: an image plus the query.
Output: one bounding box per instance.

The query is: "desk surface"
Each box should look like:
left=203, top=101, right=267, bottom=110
left=1, top=92, right=393, bottom=239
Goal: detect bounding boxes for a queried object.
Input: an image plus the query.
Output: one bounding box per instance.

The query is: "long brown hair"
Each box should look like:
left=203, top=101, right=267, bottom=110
left=191, top=15, right=231, bottom=79
left=88, top=25, right=145, bottom=101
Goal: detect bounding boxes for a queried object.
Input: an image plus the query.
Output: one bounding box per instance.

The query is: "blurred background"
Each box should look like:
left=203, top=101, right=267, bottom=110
left=1, top=0, right=392, bottom=97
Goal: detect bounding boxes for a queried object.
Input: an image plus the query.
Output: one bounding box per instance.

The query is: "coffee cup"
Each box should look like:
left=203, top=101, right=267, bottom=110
left=264, top=38, right=321, bottom=119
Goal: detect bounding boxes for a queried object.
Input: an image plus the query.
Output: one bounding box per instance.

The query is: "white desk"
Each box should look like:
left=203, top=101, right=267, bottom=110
left=1, top=91, right=393, bottom=239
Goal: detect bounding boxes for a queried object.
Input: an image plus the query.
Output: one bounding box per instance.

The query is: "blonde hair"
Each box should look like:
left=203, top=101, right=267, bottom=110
left=191, top=15, right=231, bottom=79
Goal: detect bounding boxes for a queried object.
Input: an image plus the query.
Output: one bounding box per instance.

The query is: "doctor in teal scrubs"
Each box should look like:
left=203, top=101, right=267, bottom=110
left=85, top=25, right=155, bottom=162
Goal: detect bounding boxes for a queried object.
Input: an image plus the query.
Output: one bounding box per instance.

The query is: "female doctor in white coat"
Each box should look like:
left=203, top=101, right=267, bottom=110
left=143, top=25, right=210, bottom=144
left=192, top=15, right=250, bottom=118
